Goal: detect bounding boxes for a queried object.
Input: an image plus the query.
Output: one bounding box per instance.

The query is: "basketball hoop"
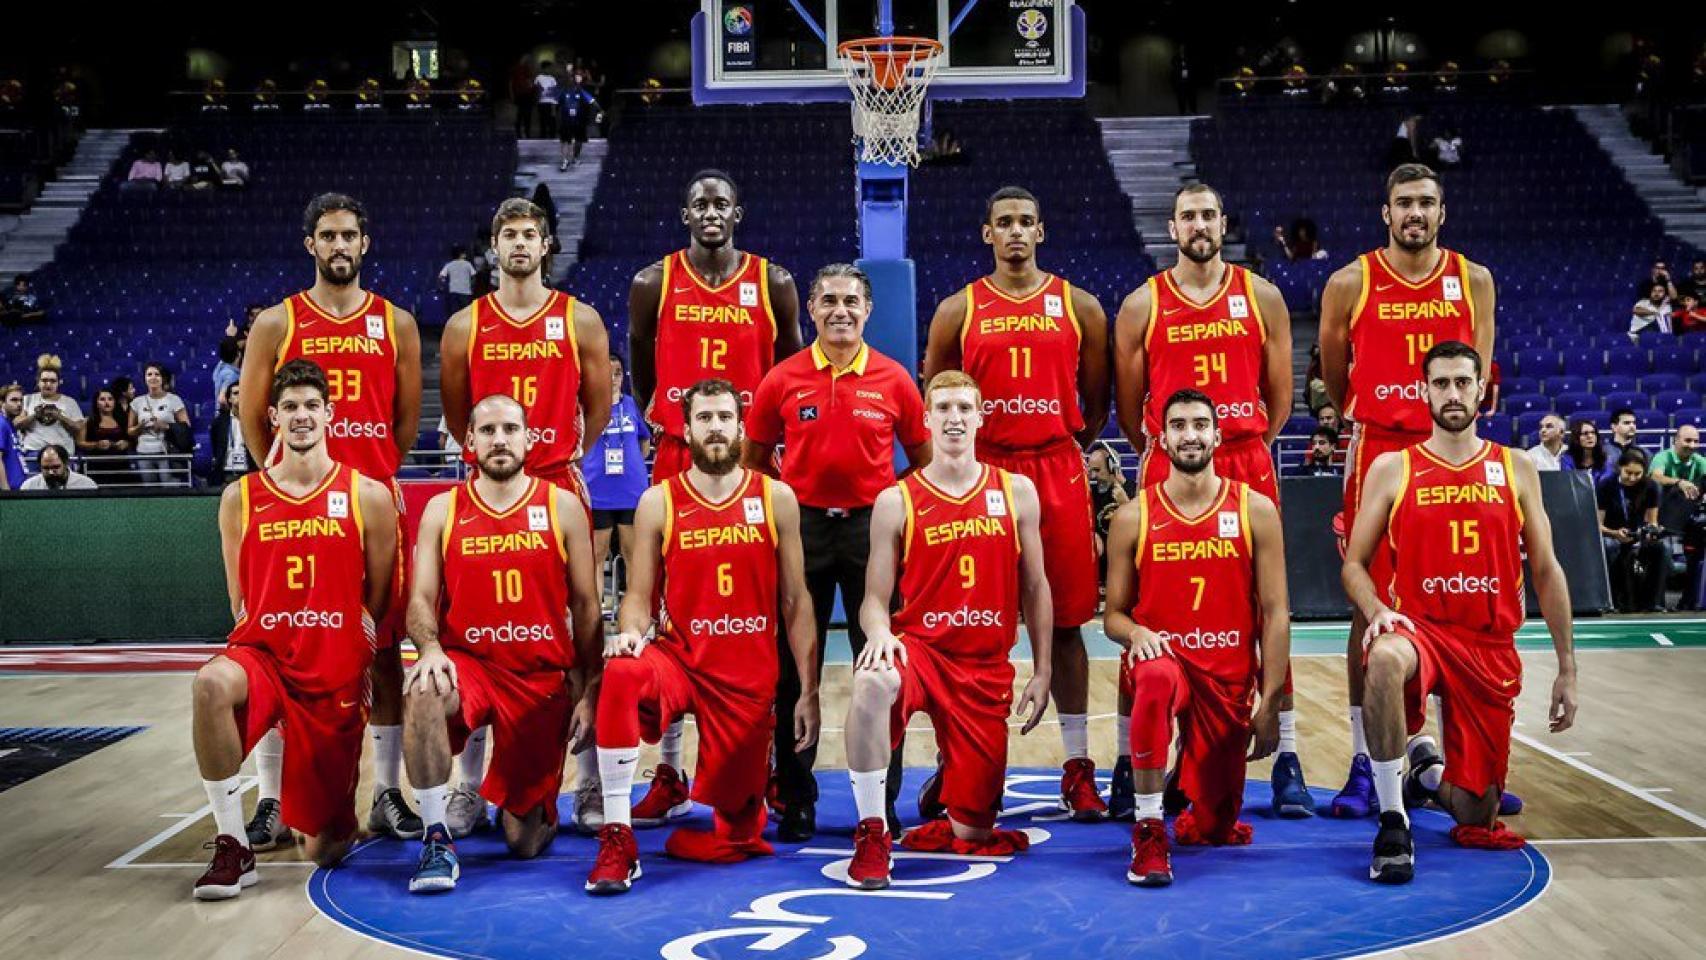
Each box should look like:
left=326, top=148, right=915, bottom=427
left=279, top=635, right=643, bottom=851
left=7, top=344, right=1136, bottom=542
left=838, top=36, right=943, bottom=167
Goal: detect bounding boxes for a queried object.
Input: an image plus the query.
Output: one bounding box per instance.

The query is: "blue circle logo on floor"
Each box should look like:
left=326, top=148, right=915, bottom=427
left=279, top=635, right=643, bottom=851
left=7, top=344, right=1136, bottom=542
left=310, top=768, right=1549, bottom=959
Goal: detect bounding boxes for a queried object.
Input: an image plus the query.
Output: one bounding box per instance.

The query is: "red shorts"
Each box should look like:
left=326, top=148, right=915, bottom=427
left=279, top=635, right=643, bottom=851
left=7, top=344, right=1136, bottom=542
left=981, top=439, right=1097, bottom=628
left=1123, top=654, right=1254, bottom=836
left=1140, top=433, right=1278, bottom=504
left=1343, top=424, right=1425, bottom=605
left=1372, top=619, right=1521, bottom=798
left=445, top=650, right=573, bottom=820
left=598, top=643, right=773, bottom=815
left=892, top=640, right=1016, bottom=830
left=650, top=434, right=691, bottom=486
left=376, top=478, right=409, bottom=652
left=226, top=645, right=367, bottom=839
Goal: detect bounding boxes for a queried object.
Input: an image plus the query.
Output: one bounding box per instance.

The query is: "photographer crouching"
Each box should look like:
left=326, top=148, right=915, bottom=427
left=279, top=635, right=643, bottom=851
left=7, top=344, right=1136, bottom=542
left=1597, top=448, right=1671, bottom=612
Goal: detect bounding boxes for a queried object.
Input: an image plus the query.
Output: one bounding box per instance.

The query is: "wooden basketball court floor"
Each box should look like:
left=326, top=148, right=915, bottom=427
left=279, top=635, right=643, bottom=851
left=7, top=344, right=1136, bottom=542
left=2, top=618, right=1703, bottom=959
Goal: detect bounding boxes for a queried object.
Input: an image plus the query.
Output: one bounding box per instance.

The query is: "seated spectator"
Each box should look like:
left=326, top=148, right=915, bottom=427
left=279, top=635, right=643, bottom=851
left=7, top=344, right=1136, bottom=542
left=208, top=381, right=255, bottom=487
left=1652, top=424, right=1703, bottom=502
left=1429, top=127, right=1463, bottom=167
left=128, top=361, right=190, bottom=486
left=1608, top=407, right=1647, bottom=462
left=1306, top=344, right=1329, bottom=413
left=20, top=444, right=97, bottom=491
left=1315, top=402, right=1341, bottom=437
left=1560, top=417, right=1614, bottom=484
left=1679, top=259, right=1706, bottom=303
left=188, top=150, right=220, bottom=190
left=920, top=128, right=968, bottom=166
left=1086, top=442, right=1136, bottom=581
left=1674, top=291, right=1705, bottom=334
left=1293, top=427, right=1341, bottom=477
left=162, top=151, right=191, bottom=189
left=212, top=336, right=242, bottom=409
left=109, top=375, right=136, bottom=408
left=219, top=148, right=250, bottom=187
left=0, top=382, right=24, bottom=490
left=1597, top=449, right=1670, bottom=612
left=77, top=387, right=137, bottom=486
left=17, top=357, right=83, bottom=455
left=438, top=246, right=477, bottom=318
left=1526, top=413, right=1567, bottom=471
left=1629, top=281, right=1673, bottom=342
left=0, top=274, right=46, bottom=325
left=123, top=149, right=163, bottom=191
left=1635, top=260, right=1678, bottom=301
left=1274, top=217, right=1327, bottom=262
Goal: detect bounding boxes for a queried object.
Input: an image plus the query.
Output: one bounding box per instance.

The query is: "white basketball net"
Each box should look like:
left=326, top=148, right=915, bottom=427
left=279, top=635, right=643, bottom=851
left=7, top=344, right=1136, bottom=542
left=839, top=40, right=942, bottom=167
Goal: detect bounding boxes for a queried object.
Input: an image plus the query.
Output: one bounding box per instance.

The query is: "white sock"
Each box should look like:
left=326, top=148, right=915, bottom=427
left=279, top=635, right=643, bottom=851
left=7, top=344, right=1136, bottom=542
left=1277, top=710, right=1298, bottom=755
left=1371, top=758, right=1407, bottom=824
left=598, top=746, right=639, bottom=827
left=849, top=769, right=888, bottom=823
left=1349, top=706, right=1369, bottom=758
left=1135, top=792, right=1164, bottom=822
left=1115, top=713, right=1131, bottom=760
left=659, top=720, right=684, bottom=772
left=203, top=776, right=248, bottom=843
left=1060, top=713, right=1089, bottom=761
left=458, top=726, right=488, bottom=790
left=255, top=728, right=283, bottom=801
left=370, top=725, right=403, bottom=792
left=416, top=783, right=450, bottom=833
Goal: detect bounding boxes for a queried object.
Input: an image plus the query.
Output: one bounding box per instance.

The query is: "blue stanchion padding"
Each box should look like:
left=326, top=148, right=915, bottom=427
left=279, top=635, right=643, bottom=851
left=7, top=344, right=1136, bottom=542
left=311, top=767, right=1548, bottom=960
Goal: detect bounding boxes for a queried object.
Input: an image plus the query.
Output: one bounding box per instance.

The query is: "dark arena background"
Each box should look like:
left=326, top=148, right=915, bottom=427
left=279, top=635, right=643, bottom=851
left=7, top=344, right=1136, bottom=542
left=2, top=3, right=1705, bottom=958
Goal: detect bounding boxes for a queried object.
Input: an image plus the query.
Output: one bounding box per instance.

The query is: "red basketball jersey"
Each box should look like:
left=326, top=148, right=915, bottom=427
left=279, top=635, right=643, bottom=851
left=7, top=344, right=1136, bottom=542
left=1143, top=265, right=1270, bottom=443
left=959, top=274, right=1085, bottom=450
left=1129, top=480, right=1260, bottom=685
left=229, top=465, right=373, bottom=693
left=439, top=478, right=574, bottom=672
left=892, top=465, right=1023, bottom=661
left=1387, top=441, right=1525, bottom=638
left=657, top=469, right=781, bottom=693
left=276, top=291, right=402, bottom=480
left=465, top=290, right=584, bottom=479
left=650, top=251, right=779, bottom=439
left=1346, top=248, right=1479, bottom=433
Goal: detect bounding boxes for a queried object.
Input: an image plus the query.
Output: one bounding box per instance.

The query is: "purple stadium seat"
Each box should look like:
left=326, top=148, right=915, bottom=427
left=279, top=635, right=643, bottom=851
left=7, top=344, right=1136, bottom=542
left=1651, top=344, right=1699, bottom=374
left=1514, top=348, right=1559, bottom=377
left=1652, top=390, right=1696, bottom=414
left=1541, top=375, right=1587, bottom=396
left=1601, top=390, right=1652, bottom=412
left=1592, top=375, right=1638, bottom=394
left=1639, top=374, right=1686, bottom=394
left=1552, top=391, right=1601, bottom=415
left=1558, top=347, right=1603, bottom=377
left=1503, top=393, right=1551, bottom=417
left=1673, top=408, right=1706, bottom=430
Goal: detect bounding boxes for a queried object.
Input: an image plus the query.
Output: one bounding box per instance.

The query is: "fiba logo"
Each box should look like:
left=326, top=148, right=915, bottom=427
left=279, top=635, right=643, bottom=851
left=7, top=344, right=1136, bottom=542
left=723, top=6, right=753, bottom=37
left=1016, top=9, right=1048, bottom=43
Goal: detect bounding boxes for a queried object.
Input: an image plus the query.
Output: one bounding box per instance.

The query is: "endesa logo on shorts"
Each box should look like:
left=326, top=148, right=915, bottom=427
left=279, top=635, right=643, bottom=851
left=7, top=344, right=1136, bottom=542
left=259, top=609, right=346, bottom=631
left=527, top=426, right=560, bottom=446
left=922, top=607, right=1006, bottom=630
left=983, top=396, right=1062, bottom=417
left=1374, top=380, right=1427, bottom=402
left=463, top=621, right=557, bottom=643
left=1160, top=627, right=1242, bottom=650
left=690, top=613, right=771, bottom=637
left=1422, top=573, right=1501, bottom=596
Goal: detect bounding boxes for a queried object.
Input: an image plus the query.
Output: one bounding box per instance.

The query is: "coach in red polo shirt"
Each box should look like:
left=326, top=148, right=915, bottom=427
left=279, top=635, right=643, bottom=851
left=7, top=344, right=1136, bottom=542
left=745, top=262, right=929, bottom=842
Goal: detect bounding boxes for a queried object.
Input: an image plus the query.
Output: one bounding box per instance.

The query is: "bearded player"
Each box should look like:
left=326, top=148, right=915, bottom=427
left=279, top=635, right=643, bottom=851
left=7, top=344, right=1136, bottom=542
left=922, top=185, right=1110, bottom=820
left=586, top=379, right=819, bottom=895
left=236, top=193, right=423, bottom=846
left=401, top=395, right=603, bottom=893
left=843, top=371, right=1053, bottom=890
left=1319, top=165, right=1498, bottom=818
left=1344, top=341, right=1575, bottom=883
left=1111, top=183, right=1310, bottom=819
left=191, top=359, right=398, bottom=899
left=1103, top=389, right=1291, bottom=887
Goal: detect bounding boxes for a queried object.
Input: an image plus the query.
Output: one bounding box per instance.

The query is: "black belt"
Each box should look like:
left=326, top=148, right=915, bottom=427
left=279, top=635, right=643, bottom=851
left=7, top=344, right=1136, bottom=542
left=803, top=505, right=874, bottom=519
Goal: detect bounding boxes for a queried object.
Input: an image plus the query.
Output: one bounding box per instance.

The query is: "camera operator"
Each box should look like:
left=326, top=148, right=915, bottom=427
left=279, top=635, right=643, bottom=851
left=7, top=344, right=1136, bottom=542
left=1598, top=447, right=1671, bottom=612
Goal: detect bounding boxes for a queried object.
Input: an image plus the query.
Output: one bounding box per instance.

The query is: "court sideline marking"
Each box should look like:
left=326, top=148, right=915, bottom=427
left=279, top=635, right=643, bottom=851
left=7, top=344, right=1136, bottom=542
left=1512, top=731, right=1706, bottom=831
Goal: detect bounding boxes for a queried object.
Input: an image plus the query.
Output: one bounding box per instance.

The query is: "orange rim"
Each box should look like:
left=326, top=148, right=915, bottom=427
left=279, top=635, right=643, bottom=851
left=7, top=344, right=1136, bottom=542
left=839, top=36, right=942, bottom=91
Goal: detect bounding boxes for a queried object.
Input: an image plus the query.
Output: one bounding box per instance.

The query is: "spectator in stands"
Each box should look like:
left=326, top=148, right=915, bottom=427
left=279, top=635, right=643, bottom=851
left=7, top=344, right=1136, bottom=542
left=920, top=128, right=967, bottom=166
left=1679, top=259, right=1706, bottom=302
left=1293, top=427, right=1342, bottom=477
left=17, top=357, right=83, bottom=455
left=1275, top=218, right=1327, bottom=261
left=1315, top=402, right=1341, bottom=436
left=1608, top=407, right=1647, bottom=462
left=1674, top=291, right=1705, bottom=334
left=162, top=150, right=191, bottom=189
left=1652, top=424, right=1703, bottom=501
left=1526, top=413, right=1568, bottom=471
left=1561, top=417, right=1614, bottom=483
left=531, top=183, right=561, bottom=252
left=219, top=148, right=250, bottom=187
left=20, top=444, right=96, bottom=491
left=1636, top=260, right=1678, bottom=301
left=1087, top=442, right=1136, bottom=582
left=123, top=149, right=163, bottom=192
left=1306, top=343, right=1330, bottom=413
left=438, top=246, right=477, bottom=319
left=1386, top=113, right=1423, bottom=169
left=212, top=336, right=242, bottom=410
left=128, top=361, right=189, bottom=486
left=0, top=382, right=24, bottom=491
left=1629, top=281, right=1672, bottom=342
left=1429, top=126, right=1463, bottom=167
left=583, top=353, right=650, bottom=609
left=1479, top=359, right=1501, bottom=414
left=1598, top=448, right=1670, bottom=612
left=109, top=375, right=136, bottom=409
left=208, top=381, right=254, bottom=487
left=77, top=386, right=136, bottom=486
left=187, top=150, right=220, bottom=190
left=557, top=70, right=602, bottom=170
left=533, top=61, right=559, bottom=138
left=1, top=274, right=45, bottom=325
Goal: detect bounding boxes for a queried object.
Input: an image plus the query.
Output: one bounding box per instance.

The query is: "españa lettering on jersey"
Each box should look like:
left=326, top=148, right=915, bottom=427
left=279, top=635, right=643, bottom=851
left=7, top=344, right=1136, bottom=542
left=440, top=478, right=574, bottom=672
left=1142, top=264, right=1270, bottom=442
left=650, top=251, right=778, bottom=439
left=959, top=274, right=1084, bottom=450
left=276, top=291, right=402, bottom=480
left=465, top=290, right=585, bottom=478
left=1345, top=249, right=1479, bottom=433
left=1130, top=480, right=1259, bottom=684
left=893, top=466, right=1023, bottom=661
